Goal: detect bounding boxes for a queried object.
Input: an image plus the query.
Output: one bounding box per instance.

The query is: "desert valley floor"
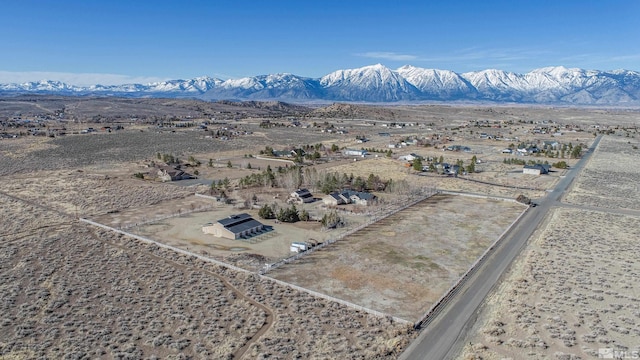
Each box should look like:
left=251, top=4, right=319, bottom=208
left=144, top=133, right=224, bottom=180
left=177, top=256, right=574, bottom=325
left=1, top=99, right=639, bottom=359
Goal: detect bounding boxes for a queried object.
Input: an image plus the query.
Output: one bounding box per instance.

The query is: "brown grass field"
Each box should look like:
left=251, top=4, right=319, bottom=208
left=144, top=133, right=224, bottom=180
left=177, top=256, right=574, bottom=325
left=269, top=194, right=525, bottom=321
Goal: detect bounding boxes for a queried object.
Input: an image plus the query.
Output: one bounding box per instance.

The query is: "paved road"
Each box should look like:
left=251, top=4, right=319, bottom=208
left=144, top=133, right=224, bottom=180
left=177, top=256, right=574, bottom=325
left=399, top=136, right=602, bottom=360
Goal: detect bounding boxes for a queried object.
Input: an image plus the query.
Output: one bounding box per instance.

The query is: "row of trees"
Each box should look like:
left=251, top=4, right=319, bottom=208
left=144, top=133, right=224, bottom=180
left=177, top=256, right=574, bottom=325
left=258, top=203, right=310, bottom=223
left=315, top=172, right=389, bottom=194
left=237, top=164, right=392, bottom=195
left=238, top=165, right=302, bottom=189
left=259, top=203, right=344, bottom=229
left=503, top=158, right=551, bottom=166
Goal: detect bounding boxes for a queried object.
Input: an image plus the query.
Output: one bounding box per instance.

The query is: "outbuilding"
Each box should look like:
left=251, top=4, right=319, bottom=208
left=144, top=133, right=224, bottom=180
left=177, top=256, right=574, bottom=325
left=202, top=213, right=266, bottom=240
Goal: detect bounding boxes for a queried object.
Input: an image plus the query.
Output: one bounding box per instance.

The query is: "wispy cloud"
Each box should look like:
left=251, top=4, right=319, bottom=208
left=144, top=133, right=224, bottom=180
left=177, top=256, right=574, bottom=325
left=0, top=71, right=169, bottom=86
left=609, top=53, right=640, bottom=62
left=355, top=47, right=555, bottom=72
left=356, top=52, right=418, bottom=61
left=424, top=47, right=551, bottom=64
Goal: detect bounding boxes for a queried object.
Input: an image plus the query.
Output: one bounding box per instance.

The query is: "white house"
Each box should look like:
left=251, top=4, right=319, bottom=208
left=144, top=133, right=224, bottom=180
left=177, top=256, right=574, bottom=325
left=398, top=153, right=422, bottom=162
left=344, top=149, right=367, bottom=157
left=523, top=164, right=550, bottom=175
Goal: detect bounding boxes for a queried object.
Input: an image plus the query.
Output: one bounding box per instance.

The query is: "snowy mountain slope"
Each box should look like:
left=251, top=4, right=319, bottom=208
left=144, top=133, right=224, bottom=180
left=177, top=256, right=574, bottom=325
left=396, top=65, right=477, bottom=99
left=1, top=65, right=639, bottom=104
left=320, top=64, right=421, bottom=101
left=201, top=73, right=324, bottom=100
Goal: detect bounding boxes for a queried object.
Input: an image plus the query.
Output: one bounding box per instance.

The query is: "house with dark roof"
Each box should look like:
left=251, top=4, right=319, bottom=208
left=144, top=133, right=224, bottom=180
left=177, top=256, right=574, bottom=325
left=349, top=191, right=377, bottom=206
left=289, top=188, right=315, bottom=204
left=202, top=213, right=266, bottom=240
left=323, top=192, right=347, bottom=206
left=323, top=190, right=377, bottom=206
left=157, top=165, right=195, bottom=182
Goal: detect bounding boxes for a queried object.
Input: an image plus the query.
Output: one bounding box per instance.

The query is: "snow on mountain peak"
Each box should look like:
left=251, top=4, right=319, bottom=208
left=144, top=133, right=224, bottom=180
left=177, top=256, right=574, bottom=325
left=0, top=65, right=638, bottom=104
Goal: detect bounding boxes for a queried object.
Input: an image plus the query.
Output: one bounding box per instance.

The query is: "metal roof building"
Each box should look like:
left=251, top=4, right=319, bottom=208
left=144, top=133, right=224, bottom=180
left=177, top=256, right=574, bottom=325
left=202, top=213, right=266, bottom=240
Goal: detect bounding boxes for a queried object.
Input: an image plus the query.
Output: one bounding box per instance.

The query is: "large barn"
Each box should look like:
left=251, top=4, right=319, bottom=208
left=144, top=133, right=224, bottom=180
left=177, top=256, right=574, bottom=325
left=202, top=213, right=266, bottom=240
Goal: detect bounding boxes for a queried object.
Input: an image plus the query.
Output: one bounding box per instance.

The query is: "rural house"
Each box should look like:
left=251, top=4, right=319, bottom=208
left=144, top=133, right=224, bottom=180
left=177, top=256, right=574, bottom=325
left=343, top=149, right=368, bottom=157
left=202, top=213, right=267, bottom=240
left=398, top=153, right=422, bottom=161
left=156, top=165, right=195, bottom=182
left=523, top=164, right=550, bottom=175
left=289, top=188, right=315, bottom=204
left=323, top=190, right=377, bottom=206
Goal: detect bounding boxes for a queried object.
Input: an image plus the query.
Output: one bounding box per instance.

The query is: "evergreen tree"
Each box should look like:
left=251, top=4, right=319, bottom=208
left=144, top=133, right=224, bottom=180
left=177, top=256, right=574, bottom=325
left=258, top=204, right=276, bottom=219
left=412, top=157, right=423, bottom=172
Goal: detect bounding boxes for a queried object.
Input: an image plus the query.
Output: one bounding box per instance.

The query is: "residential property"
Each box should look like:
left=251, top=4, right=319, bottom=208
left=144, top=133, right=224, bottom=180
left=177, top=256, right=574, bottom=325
left=323, top=192, right=349, bottom=206
left=398, top=153, right=422, bottom=161
left=349, top=191, right=376, bottom=206
left=445, top=145, right=472, bottom=152
left=156, top=165, right=195, bottom=182
left=523, top=164, right=550, bottom=175
left=272, top=148, right=306, bottom=158
left=289, top=188, right=315, bottom=204
left=323, top=190, right=377, bottom=206
left=343, top=149, right=368, bottom=157
left=434, top=163, right=461, bottom=175
left=202, top=213, right=267, bottom=240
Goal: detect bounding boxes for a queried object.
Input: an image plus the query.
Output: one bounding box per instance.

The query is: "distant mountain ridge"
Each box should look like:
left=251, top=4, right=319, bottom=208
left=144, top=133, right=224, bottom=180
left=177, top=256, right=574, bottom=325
left=2, top=64, right=639, bottom=105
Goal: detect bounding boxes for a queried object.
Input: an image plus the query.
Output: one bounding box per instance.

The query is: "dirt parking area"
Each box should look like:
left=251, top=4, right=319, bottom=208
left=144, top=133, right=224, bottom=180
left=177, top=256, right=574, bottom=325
left=268, top=194, right=526, bottom=321
left=93, top=195, right=374, bottom=271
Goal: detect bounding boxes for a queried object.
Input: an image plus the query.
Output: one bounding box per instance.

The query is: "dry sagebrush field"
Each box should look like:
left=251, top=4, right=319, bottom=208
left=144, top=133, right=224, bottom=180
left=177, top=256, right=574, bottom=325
left=564, top=136, right=640, bottom=210
left=458, top=134, right=640, bottom=360
left=0, top=139, right=415, bottom=359
left=458, top=208, right=640, bottom=359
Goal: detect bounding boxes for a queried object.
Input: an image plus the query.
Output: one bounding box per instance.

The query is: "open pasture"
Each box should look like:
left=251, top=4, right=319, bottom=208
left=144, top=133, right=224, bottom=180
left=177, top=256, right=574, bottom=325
left=269, top=194, right=525, bottom=321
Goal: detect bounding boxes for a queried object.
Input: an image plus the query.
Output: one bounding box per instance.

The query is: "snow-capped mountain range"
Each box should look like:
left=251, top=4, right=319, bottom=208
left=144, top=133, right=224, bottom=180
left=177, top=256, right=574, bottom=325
left=2, top=64, right=639, bottom=105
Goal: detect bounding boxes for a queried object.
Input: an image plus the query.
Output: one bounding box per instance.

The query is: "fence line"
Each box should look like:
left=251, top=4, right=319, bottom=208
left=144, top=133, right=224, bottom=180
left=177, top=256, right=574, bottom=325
left=80, top=218, right=251, bottom=274
left=265, top=276, right=411, bottom=325
left=194, top=193, right=219, bottom=201
left=119, top=204, right=215, bottom=230
left=260, top=187, right=439, bottom=275
left=439, top=190, right=518, bottom=203
left=80, top=217, right=411, bottom=325
left=413, top=203, right=530, bottom=329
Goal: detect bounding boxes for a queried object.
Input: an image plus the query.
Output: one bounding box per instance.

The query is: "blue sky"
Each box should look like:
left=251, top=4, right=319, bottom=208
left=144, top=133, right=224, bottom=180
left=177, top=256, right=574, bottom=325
left=1, top=0, right=638, bottom=85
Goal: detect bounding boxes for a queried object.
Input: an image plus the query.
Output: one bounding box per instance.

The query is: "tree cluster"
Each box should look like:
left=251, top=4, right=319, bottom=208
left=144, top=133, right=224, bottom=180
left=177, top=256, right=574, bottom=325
left=321, top=210, right=343, bottom=229
left=315, top=172, right=388, bottom=194
left=258, top=203, right=308, bottom=223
